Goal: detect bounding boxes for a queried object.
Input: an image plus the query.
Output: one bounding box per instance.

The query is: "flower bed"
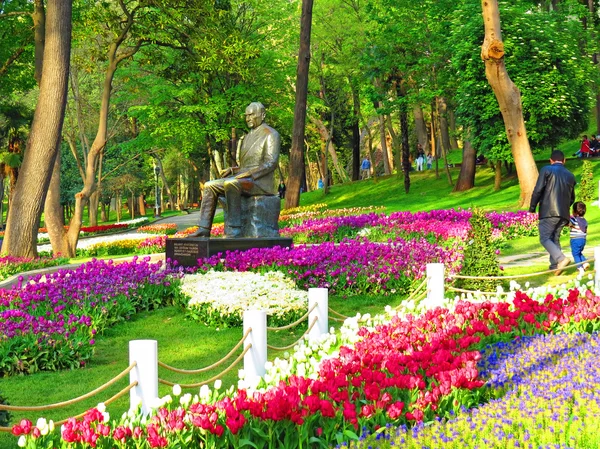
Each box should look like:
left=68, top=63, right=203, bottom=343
left=13, top=287, right=600, bottom=448
left=199, top=237, right=461, bottom=296
left=137, top=223, right=178, bottom=235
left=0, top=255, right=70, bottom=281
left=354, top=332, right=600, bottom=448
left=179, top=271, right=308, bottom=328
left=280, top=209, right=537, bottom=244
left=0, top=258, right=183, bottom=376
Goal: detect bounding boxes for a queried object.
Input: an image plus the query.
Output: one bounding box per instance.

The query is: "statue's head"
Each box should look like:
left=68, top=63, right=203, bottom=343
left=245, top=102, right=266, bottom=129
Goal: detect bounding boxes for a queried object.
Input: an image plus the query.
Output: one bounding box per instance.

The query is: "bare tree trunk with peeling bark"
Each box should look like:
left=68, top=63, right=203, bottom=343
left=481, top=0, right=538, bottom=207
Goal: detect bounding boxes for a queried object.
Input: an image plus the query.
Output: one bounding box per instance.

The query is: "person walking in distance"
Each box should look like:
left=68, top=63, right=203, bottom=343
left=360, top=157, right=371, bottom=179
left=569, top=201, right=589, bottom=273
left=529, top=149, right=576, bottom=275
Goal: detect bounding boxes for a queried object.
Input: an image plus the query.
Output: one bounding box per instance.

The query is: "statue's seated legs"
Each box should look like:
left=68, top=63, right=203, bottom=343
left=198, top=177, right=280, bottom=238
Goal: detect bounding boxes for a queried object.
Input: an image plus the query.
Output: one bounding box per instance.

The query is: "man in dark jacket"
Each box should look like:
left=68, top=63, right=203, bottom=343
left=529, top=150, right=576, bottom=275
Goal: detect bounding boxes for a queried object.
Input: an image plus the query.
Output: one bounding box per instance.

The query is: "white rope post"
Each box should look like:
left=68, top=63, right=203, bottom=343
left=308, top=288, right=328, bottom=340
left=595, top=246, right=600, bottom=292
left=425, top=263, right=445, bottom=308
left=129, top=340, right=158, bottom=415
left=243, top=310, right=267, bottom=388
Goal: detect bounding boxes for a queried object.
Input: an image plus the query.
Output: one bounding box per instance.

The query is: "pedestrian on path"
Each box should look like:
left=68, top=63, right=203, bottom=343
left=529, top=149, right=576, bottom=275
left=569, top=201, right=589, bottom=272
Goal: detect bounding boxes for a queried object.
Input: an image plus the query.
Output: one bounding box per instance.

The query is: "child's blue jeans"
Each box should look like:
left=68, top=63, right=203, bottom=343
left=570, top=238, right=587, bottom=265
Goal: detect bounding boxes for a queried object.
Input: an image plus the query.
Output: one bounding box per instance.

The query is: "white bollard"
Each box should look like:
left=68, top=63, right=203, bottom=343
left=129, top=340, right=158, bottom=415
left=308, top=288, right=329, bottom=340
left=425, top=263, right=445, bottom=308
left=243, top=310, right=267, bottom=388
left=595, top=247, right=600, bottom=292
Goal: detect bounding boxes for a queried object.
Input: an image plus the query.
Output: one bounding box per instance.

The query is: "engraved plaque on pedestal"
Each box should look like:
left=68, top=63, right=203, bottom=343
left=166, top=237, right=293, bottom=268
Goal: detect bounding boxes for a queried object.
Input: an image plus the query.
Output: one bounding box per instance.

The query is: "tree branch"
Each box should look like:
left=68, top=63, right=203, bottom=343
left=0, top=47, right=25, bottom=75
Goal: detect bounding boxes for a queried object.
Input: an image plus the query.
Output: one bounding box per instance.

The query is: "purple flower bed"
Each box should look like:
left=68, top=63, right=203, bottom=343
left=199, top=237, right=461, bottom=295
left=281, top=209, right=537, bottom=243
left=0, top=257, right=183, bottom=376
left=352, top=332, right=600, bottom=448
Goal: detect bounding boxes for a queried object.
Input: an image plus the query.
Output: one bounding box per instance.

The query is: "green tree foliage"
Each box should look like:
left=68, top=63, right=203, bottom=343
left=578, top=160, right=595, bottom=203
left=452, top=0, right=596, bottom=161
left=456, top=208, right=501, bottom=292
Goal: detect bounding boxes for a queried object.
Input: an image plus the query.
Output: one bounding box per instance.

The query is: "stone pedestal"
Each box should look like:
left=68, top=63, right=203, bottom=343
left=219, top=195, right=280, bottom=238
left=166, top=237, right=293, bottom=268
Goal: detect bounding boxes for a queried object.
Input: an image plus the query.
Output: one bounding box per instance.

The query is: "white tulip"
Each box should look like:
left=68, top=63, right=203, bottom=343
left=172, top=384, right=182, bottom=396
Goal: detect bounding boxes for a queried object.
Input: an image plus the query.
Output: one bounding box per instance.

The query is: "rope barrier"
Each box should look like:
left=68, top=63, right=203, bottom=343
left=410, top=278, right=428, bottom=296
left=447, top=286, right=512, bottom=296
left=158, top=344, right=251, bottom=389
left=158, top=328, right=251, bottom=374
left=267, top=303, right=318, bottom=331
left=0, top=381, right=138, bottom=433
left=53, top=381, right=138, bottom=427
left=267, top=317, right=319, bottom=351
left=0, top=363, right=136, bottom=412
left=328, top=307, right=350, bottom=319
left=449, top=257, right=595, bottom=281
left=329, top=315, right=347, bottom=323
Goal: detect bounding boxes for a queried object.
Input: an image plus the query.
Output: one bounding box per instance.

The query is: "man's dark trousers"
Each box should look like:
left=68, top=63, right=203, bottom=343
left=539, top=217, right=569, bottom=269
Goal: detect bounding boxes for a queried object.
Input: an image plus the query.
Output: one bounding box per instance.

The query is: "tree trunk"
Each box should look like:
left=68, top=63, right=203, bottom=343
left=437, top=97, right=452, bottom=155
left=3, top=0, right=71, bottom=257
left=448, top=108, right=459, bottom=150
left=454, top=139, right=476, bottom=192
left=431, top=104, right=440, bottom=180
left=310, top=116, right=347, bottom=184
left=45, top=151, right=76, bottom=256
left=400, top=100, right=411, bottom=194
left=285, top=0, right=312, bottom=209
left=596, top=93, right=600, bottom=136
left=32, top=0, right=45, bottom=85
left=350, top=80, right=361, bottom=181
left=385, top=116, right=402, bottom=179
left=481, top=0, right=538, bottom=207
left=494, top=160, right=502, bottom=190
left=378, top=115, right=391, bottom=175
left=413, top=104, right=430, bottom=154
left=116, top=193, right=122, bottom=222
left=366, top=126, right=377, bottom=181
left=138, top=195, right=146, bottom=216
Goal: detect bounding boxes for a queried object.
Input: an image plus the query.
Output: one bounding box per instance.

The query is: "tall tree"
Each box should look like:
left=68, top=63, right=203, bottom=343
left=480, top=0, right=537, bottom=207
left=285, top=0, right=313, bottom=209
left=2, top=0, right=72, bottom=257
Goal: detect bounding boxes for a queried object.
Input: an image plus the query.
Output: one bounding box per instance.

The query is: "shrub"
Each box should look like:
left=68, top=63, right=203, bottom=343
left=455, top=208, right=501, bottom=292
left=578, top=160, right=595, bottom=202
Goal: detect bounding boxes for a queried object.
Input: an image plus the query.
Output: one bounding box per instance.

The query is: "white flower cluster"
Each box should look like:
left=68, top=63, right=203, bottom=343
left=181, top=270, right=308, bottom=319
left=251, top=308, right=399, bottom=392
left=447, top=273, right=598, bottom=306
left=37, top=233, right=147, bottom=253
left=119, top=217, right=150, bottom=226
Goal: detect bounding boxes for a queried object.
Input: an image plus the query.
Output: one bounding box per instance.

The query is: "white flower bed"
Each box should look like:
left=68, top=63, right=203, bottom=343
left=37, top=233, right=148, bottom=253
left=180, top=270, right=309, bottom=328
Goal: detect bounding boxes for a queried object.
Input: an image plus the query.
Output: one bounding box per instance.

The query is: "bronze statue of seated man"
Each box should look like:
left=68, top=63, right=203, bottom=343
left=191, top=102, right=280, bottom=238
